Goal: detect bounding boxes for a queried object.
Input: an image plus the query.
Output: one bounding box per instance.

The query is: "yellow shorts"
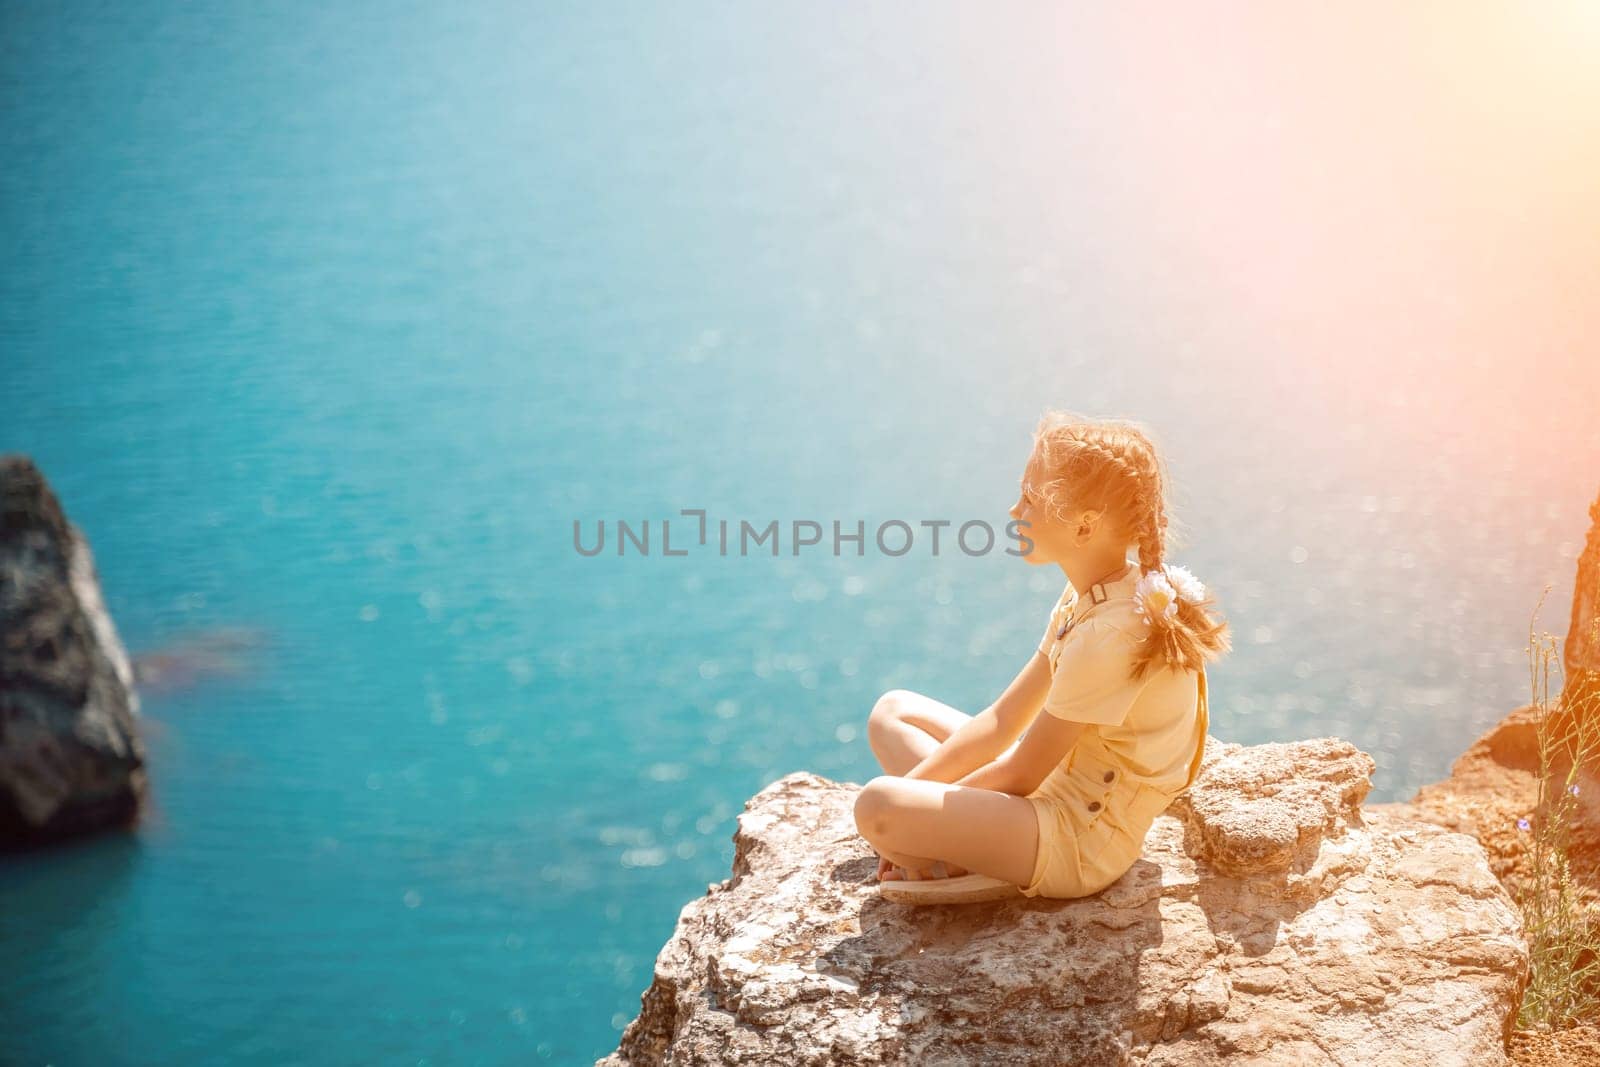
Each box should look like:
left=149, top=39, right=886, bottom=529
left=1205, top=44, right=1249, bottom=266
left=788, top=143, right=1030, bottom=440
left=1020, top=742, right=1178, bottom=900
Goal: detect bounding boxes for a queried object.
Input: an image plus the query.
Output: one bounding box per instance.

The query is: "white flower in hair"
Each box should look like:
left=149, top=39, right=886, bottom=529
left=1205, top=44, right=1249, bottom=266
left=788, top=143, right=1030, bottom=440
left=1163, top=563, right=1206, bottom=605
left=1133, top=569, right=1179, bottom=623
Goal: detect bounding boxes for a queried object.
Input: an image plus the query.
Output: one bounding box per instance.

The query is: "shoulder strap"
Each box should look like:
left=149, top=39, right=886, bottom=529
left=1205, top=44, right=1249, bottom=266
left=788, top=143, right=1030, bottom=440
left=1063, top=581, right=1137, bottom=640
left=1182, top=667, right=1209, bottom=790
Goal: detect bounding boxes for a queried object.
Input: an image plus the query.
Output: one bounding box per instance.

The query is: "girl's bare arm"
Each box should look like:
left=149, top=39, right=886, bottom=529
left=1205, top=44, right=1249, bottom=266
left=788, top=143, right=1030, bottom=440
left=955, top=711, right=1087, bottom=795
left=902, top=650, right=1054, bottom=784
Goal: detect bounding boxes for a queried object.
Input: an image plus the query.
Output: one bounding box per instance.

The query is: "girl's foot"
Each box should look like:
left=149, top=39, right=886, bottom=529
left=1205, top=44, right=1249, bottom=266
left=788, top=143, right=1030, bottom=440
left=877, top=857, right=968, bottom=881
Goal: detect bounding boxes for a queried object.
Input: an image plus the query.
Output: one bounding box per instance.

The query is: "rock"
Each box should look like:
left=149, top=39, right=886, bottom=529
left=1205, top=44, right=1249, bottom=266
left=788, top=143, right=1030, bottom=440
left=1377, top=701, right=1600, bottom=1058
left=1369, top=511, right=1600, bottom=1066
left=1381, top=702, right=1600, bottom=901
left=1508, top=1020, right=1600, bottom=1067
left=601, top=737, right=1528, bottom=1066
left=1171, top=737, right=1376, bottom=885
left=0, top=454, right=148, bottom=848
left=1564, top=485, right=1600, bottom=721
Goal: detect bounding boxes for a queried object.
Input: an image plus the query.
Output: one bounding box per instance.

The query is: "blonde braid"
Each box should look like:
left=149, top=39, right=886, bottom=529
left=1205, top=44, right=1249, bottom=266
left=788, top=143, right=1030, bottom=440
left=1029, top=410, right=1232, bottom=679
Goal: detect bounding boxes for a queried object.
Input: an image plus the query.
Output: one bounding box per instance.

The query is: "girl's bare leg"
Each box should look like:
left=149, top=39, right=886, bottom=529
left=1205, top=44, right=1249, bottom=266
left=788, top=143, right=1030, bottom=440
left=864, top=689, right=982, bottom=879
left=866, top=688, right=974, bottom=777
left=854, top=774, right=1039, bottom=889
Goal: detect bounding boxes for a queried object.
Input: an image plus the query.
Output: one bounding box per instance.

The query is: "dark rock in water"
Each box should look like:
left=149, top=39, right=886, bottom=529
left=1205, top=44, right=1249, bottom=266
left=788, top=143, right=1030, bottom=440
left=0, top=454, right=147, bottom=849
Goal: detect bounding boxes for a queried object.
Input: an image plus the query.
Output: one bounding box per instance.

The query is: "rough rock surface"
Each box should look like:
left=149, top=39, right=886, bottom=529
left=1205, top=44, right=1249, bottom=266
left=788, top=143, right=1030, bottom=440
left=1372, top=700, right=1600, bottom=1067
left=1373, top=704, right=1600, bottom=905
left=1345, top=489, right=1600, bottom=1065
left=0, top=454, right=147, bottom=847
left=601, top=736, right=1528, bottom=1066
left=1372, top=702, right=1600, bottom=1066
left=1564, top=486, right=1600, bottom=713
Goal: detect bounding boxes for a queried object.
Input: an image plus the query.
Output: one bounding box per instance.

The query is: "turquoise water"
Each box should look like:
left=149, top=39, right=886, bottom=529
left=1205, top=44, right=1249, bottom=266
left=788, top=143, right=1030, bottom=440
left=3, top=3, right=1597, bottom=1063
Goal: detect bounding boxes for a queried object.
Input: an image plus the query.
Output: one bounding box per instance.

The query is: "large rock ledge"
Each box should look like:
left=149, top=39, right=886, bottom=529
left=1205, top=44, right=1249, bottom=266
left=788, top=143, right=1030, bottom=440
left=0, top=454, right=148, bottom=848
left=601, top=737, right=1529, bottom=1067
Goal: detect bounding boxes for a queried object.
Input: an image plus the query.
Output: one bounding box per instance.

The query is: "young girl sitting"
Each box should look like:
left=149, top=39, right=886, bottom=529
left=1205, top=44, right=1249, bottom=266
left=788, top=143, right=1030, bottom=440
left=854, top=410, right=1232, bottom=903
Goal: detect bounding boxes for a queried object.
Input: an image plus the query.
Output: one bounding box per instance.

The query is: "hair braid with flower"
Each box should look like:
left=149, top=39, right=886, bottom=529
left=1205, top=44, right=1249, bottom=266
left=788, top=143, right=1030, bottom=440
left=1029, top=410, right=1232, bottom=681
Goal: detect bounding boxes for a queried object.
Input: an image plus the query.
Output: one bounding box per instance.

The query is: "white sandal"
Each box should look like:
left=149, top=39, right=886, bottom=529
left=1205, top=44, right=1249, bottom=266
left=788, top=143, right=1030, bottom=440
left=877, top=862, right=1025, bottom=905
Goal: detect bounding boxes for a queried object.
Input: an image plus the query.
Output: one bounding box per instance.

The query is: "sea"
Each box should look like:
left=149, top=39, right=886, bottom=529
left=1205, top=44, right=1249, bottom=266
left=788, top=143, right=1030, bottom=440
left=3, top=2, right=1597, bottom=1063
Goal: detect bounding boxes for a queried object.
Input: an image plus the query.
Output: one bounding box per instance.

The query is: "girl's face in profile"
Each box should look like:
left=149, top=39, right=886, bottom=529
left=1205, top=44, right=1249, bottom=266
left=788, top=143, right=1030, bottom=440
left=1009, top=455, right=1073, bottom=565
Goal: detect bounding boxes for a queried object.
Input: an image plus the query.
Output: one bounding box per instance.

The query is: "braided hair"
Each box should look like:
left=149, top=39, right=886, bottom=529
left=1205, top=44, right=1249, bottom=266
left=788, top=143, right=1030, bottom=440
left=1029, top=409, right=1232, bottom=680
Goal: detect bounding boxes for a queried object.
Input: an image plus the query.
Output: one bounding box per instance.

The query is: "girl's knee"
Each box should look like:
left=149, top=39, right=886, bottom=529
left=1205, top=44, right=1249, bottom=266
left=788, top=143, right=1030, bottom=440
left=869, top=688, right=913, bottom=724
left=867, top=689, right=923, bottom=738
left=853, top=775, right=902, bottom=837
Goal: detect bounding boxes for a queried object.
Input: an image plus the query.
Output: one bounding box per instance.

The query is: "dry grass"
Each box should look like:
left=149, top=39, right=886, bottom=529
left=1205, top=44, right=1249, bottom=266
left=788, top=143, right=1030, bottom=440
left=1512, top=596, right=1600, bottom=1030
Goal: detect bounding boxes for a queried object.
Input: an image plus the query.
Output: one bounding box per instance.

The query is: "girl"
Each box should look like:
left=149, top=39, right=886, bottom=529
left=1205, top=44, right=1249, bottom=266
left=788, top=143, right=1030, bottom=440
left=853, top=411, right=1231, bottom=903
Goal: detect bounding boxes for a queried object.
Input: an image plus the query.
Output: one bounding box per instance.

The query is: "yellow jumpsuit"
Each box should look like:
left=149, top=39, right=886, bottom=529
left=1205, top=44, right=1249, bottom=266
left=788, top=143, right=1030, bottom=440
left=1019, top=564, right=1210, bottom=900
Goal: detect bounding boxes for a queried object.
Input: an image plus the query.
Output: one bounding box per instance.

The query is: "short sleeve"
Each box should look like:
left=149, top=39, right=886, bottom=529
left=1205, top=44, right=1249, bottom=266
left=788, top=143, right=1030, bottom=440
left=1041, top=617, right=1151, bottom=727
